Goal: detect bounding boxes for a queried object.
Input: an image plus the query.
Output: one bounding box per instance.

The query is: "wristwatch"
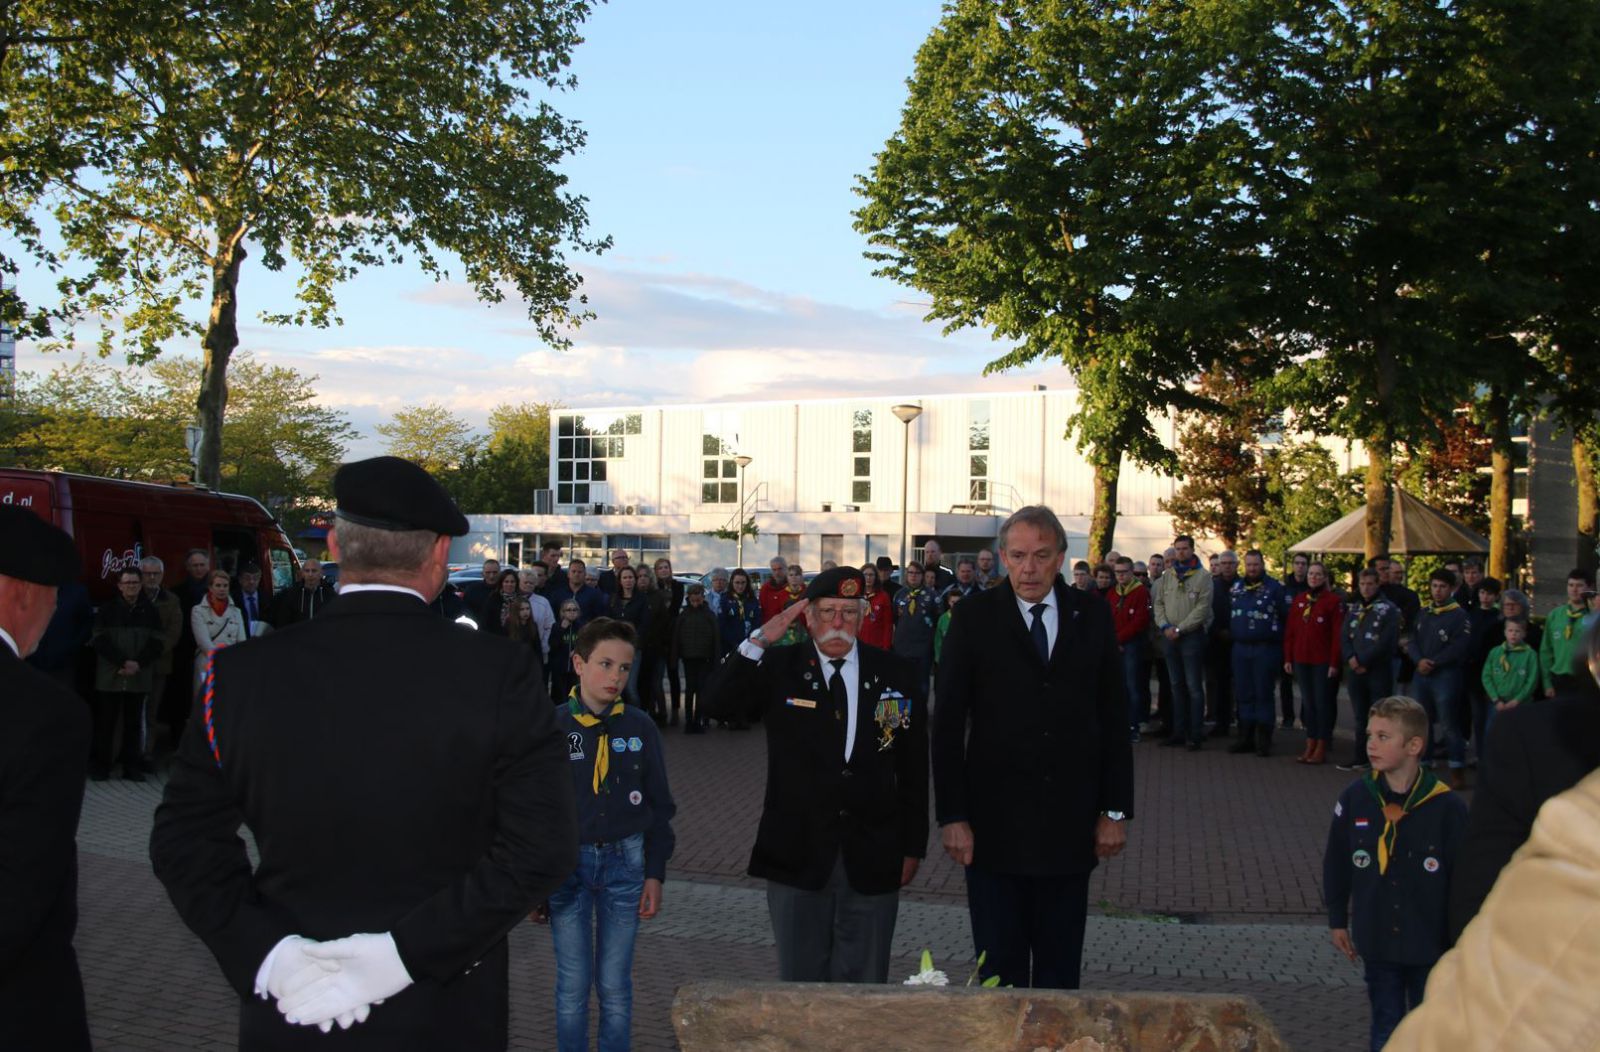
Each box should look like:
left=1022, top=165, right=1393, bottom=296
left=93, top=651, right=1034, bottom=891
left=1101, top=811, right=1127, bottom=822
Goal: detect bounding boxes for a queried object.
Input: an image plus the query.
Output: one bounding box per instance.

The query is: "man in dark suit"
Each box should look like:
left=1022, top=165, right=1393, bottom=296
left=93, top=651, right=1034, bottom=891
left=704, top=566, right=928, bottom=983
left=150, top=457, right=578, bottom=1049
left=1447, top=652, right=1600, bottom=942
left=933, top=505, right=1134, bottom=989
left=0, top=505, right=92, bottom=1051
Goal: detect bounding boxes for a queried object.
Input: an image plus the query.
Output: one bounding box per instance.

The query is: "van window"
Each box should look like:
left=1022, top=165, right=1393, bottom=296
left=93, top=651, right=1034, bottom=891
left=269, top=548, right=295, bottom=591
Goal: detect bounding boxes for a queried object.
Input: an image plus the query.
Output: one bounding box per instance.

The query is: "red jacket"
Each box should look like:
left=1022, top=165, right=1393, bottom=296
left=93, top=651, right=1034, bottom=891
left=859, top=589, right=895, bottom=650
left=758, top=579, right=789, bottom=624
left=1110, top=582, right=1151, bottom=647
left=1284, top=587, right=1343, bottom=667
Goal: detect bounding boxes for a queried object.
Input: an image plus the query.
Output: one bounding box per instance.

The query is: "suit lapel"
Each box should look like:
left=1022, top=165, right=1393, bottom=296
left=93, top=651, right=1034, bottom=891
left=1050, top=579, right=1078, bottom=671
left=1002, top=577, right=1074, bottom=670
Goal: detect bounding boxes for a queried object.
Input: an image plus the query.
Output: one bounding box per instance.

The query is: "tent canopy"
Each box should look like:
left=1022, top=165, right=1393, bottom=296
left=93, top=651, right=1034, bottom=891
left=1290, top=488, right=1488, bottom=555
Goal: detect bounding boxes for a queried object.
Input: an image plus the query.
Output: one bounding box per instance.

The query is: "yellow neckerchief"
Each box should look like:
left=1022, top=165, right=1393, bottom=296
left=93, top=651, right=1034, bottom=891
left=1353, top=594, right=1381, bottom=626
left=1242, top=576, right=1265, bottom=592
left=1300, top=586, right=1325, bottom=620
left=568, top=691, right=625, bottom=795
left=1500, top=642, right=1529, bottom=671
left=1426, top=601, right=1460, bottom=616
left=1116, top=579, right=1141, bottom=597
left=1363, top=769, right=1450, bottom=874
left=1565, top=603, right=1586, bottom=639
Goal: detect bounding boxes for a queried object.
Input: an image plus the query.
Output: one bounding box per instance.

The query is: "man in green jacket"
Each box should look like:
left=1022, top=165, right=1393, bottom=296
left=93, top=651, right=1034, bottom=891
left=1539, top=568, right=1592, bottom=696
left=1152, top=534, right=1213, bottom=750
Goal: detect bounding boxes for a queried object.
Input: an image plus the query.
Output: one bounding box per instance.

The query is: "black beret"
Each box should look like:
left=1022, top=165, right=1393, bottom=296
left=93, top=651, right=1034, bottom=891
left=333, top=456, right=469, bottom=537
left=805, top=566, right=865, bottom=602
left=0, top=505, right=80, bottom=587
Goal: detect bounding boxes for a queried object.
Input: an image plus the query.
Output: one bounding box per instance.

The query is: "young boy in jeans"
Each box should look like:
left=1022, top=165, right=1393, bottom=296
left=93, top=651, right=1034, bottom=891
left=540, top=618, right=676, bottom=1052
left=1323, top=696, right=1468, bottom=1051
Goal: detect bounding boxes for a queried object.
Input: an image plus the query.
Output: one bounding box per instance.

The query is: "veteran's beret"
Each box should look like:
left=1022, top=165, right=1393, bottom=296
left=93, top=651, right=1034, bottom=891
left=0, top=505, right=80, bottom=587
left=805, top=566, right=865, bottom=602
left=333, top=456, right=470, bottom=537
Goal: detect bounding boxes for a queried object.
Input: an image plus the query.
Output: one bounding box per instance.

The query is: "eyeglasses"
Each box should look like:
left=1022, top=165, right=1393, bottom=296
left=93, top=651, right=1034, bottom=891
left=813, top=605, right=861, bottom=622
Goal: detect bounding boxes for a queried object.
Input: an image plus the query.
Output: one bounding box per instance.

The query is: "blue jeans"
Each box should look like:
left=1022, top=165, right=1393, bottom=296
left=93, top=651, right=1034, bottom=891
left=548, top=834, right=645, bottom=1052
left=1410, top=665, right=1466, bottom=768
left=1121, top=645, right=1147, bottom=731
left=1230, top=643, right=1280, bottom=726
left=1294, top=662, right=1337, bottom=742
left=1364, top=960, right=1430, bottom=1051
left=1345, top=661, right=1394, bottom=763
left=1164, top=631, right=1207, bottom=742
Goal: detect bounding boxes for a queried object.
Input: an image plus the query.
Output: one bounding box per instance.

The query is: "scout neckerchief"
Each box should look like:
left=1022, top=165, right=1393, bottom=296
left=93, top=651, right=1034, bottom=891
left=1300, top=586, right=1325, bottom=620
left=1352, top=594, right=1381, bottom=629
left=1242, top=576, right=1265, bottom=592
left=568, top=691, right=624, bottom=795
left=1564, top=602, right=1586, bottom=639
left=1116, top=579, right=1141, bottom=597
left=1427, top=601, right=1460, bottom=617
left=1363, top=768, right=1450, bottom=874
left=1499, top=641, right=1530, bottom=672
left=1172, top=556, right=1201, bottom=582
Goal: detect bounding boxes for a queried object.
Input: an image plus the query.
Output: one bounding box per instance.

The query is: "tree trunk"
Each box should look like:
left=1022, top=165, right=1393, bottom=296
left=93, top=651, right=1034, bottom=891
left=1088, top=452, right=1120, bottom=564
left=195, top=245, right=245, bottom=489
left=1485, top=385, right=1514, bottom=580
left=1364, top=438, right=1393, bottom=562
left=1575, top=432, right=1599, bottom=576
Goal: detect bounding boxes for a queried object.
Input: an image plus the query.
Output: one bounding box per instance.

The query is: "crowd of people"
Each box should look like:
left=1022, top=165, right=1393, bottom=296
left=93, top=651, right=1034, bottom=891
left=7, top=459, right=1600, bottom=1052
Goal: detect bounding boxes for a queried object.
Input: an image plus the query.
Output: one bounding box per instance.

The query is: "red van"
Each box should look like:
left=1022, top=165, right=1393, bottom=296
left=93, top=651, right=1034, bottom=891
left=0, top=469, right=299, bottom=603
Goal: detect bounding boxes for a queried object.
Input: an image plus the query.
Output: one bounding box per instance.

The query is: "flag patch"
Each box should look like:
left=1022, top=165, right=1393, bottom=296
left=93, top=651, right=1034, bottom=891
left=1354, top=818, right=1370, bottom=828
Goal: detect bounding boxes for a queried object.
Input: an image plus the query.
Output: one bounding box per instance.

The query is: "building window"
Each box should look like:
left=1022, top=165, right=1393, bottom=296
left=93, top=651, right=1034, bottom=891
left=851, top=408, right=872, bottom=503
left=821, top=534, right=843, bottom=567
left=555, top=412, right=641, bottom=506
left=969, top=400, right=990, bottom=502
left=778, top=534, right=802, bottom=564
left=702, top=410, right=740, bottom=504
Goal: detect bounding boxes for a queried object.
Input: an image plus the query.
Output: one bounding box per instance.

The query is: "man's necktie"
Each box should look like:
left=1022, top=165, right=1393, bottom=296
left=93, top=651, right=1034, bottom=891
left=828, top=658, right=849, bottom=753
left=245, top=594, right=256, bottom=632
left=1030, top=603, right=1050, bottom=664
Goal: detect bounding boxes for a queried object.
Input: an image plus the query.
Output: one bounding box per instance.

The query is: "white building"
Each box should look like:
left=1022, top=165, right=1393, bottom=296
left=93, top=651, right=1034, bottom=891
left=451, top=387, right=1358, bottom=573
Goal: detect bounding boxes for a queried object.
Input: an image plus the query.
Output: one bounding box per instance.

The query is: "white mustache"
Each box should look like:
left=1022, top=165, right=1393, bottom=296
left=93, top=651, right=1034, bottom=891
left=814, top=629, right=854, bottom=646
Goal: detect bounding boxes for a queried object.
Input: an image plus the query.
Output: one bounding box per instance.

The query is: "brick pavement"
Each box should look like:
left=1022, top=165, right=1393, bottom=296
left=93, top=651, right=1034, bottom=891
left=75, top=722, right=1400, bottom=1051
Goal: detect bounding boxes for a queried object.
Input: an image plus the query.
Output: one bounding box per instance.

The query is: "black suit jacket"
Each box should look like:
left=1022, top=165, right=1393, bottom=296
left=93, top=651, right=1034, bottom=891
left=705, top=641, right=928, bottom=894
left=1447, top=677, right=1600, bottom=941
left=149, top=591, right=578, bottom=1051
left=933, top=577, right=1133, bottom=875
left=0, top=645, right=91, bottom=1051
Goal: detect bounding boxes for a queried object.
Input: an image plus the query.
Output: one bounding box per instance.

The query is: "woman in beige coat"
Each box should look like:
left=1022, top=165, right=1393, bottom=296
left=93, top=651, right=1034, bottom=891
left=1386, top=764, right=1600, bottom=1049
left=190, top=569, right=246, bottom=695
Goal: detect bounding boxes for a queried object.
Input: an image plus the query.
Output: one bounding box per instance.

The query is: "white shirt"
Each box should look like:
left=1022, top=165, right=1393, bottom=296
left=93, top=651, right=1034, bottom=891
left=338, top=583, right=428, bottom=602
left=0, top=626, right=18, bottom=658
left=738, top=636, right=862, bottom=762
left=1014, top=587, right=1060, bottom=658
left=525, top=592, right=555, bottom=656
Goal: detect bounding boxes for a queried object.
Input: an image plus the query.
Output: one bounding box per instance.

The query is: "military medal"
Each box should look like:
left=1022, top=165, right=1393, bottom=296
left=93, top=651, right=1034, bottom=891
left=875, top=690, right=912, bottom=751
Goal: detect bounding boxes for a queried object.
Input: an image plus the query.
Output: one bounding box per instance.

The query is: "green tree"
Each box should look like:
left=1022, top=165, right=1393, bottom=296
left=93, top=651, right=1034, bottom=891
left=854, top=0, right=1270, bottom=560
left=3, top=0, right=607, bottom=489
left=1160, top=366, right=1273, bottom=549
left=5, top=353, right=354, bottom=525
left=452, top=401, right=560, bottom=513
left=374, top=403, right=476, bottom=476
left=1250, top=441, right=1364, bottom=573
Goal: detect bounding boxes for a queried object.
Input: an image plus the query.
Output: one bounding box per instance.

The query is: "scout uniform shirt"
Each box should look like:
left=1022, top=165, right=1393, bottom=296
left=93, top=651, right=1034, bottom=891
left=1481, top=642, right=1545, bottom=704
left=1539, top=602, right=1589, bottom=682
left=557, top=695, right=676, bottom=881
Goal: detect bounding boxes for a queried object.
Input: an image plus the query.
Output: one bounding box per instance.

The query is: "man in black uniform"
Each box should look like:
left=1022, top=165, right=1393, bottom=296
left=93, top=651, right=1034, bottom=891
left=0, top=505, right=92, bottom=1051
left=934, top=505, right=1133, bottom=990
left=704, top=566, right=928, bottom=983
left=150, top=457, right=578, bottom=1049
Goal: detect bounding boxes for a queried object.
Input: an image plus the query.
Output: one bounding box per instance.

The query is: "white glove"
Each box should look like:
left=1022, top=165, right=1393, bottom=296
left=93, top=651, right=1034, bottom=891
left=255, top=936, right=336, bottom=1001
left=277, top=932, right=413, bottom=1028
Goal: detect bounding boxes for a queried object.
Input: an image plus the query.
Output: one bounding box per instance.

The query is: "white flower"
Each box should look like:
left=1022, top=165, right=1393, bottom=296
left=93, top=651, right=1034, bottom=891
left=902, top=968, right=949, bottom=986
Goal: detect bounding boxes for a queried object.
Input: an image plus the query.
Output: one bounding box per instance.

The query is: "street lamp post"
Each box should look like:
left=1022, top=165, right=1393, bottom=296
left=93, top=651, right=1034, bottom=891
left=892, top=404, right=924, bottom=578
left=735, top=454, right=753, bottom=570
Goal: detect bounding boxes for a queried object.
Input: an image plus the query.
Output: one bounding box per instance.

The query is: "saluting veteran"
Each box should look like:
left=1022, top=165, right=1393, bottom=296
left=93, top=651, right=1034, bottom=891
left=0, top=506, right=91, bottom=1051
left=934, top=505, right=1134, bottom=990
left=150, top=456, right=578, bottom=1050
left=704, top=566, right=928, bottom=984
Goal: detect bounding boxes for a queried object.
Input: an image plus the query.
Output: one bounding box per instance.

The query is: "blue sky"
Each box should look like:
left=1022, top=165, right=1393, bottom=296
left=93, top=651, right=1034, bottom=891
left=15, top=1, right=1077, bottom=452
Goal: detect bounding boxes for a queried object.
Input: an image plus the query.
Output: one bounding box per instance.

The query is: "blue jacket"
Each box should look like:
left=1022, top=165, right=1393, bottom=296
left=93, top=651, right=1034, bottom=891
left=717, top=591, right=761, bottom=654
left=1229, top=574, right=1286, bottom=646
left=558, top=701, right=677, bottom=881
left=1406, top=603, right=1472, bottom=668
left=546, top=582, right=610, bottom=627
left=1323, top=772, right=1467, bottom=966
left=1342, top=595, right=1401, bottom=669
